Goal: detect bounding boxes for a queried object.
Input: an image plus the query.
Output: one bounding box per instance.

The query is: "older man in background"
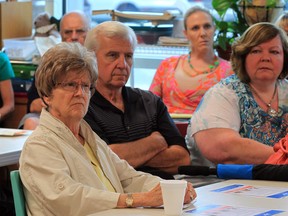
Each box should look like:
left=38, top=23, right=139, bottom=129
left=60, top=11, right=90, bottom=44
left=19, top=11, right=90, bottom=130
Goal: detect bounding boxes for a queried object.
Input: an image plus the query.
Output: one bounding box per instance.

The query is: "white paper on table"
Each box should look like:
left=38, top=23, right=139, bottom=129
left=0, top=128, right=31, bottom=136
left=185, top=204, right=285, bottom=215
left=211, top=184, right=288, bottom=199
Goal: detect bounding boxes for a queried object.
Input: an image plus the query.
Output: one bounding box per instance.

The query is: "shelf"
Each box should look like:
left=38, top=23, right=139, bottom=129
left=92, top=9, right=181, bottom=25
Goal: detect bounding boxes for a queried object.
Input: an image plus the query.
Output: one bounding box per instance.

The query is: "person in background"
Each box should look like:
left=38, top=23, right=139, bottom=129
left=187, top=22, right=288, bottom=167
left=275, top=11, right=288, bottom=36
left=0, top=52, right=14, bottom=125
left=0, top=51, right=15, bottom=215
left=84, top=21, right=190, bottom=179
left=19, top=42, right=196, bottom=215
left=60, top=10, right=90, bottom=44
left=18, top=11, right=90, bottom=129
left=149, top=6, right=233, bottom=114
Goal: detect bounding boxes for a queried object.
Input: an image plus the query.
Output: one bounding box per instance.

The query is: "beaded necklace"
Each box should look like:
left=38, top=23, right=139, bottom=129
left=187, top=51, right=219, bottom=76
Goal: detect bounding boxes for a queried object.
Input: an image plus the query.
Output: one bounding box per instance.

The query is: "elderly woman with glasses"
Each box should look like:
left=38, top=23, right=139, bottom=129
left=19, top=42, right=195, bottom=215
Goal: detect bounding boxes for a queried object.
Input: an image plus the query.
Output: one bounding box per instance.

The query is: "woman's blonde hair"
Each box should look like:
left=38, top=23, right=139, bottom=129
left=183, top=6, right=215, bottom=30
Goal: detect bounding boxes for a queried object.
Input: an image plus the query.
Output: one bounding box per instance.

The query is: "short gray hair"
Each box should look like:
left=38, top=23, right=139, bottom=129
left=35, top=42, right=98, bottom=98
left=84, top=21, right=137, bottom=52
left=60, top=11, right=90, bottom=32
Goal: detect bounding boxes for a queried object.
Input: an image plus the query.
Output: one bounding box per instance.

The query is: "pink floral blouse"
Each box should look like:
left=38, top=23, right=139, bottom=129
left=149, top=55, right=233, bottom=114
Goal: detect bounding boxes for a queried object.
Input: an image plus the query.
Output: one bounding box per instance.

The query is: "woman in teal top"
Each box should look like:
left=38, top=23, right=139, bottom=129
left=0, top=52, right=15, bottom=125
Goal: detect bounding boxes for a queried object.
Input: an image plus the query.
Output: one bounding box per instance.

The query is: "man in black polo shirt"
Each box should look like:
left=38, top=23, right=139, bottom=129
left=84, top=21, right=190, bottom=179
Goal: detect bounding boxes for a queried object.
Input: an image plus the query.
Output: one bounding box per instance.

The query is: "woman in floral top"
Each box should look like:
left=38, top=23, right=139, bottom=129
left=149, top=6, right=233, bottom=114
left=187, top=22, right=288, bottom=167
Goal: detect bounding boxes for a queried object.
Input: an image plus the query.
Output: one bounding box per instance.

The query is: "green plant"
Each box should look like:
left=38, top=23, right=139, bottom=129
left=212, top=0, right=249, bottom=51
left=212, top=0, right=287, bottom=51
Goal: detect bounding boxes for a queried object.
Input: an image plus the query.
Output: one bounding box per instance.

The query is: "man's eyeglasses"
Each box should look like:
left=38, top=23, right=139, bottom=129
left=56, top=82, right=93, bottom=94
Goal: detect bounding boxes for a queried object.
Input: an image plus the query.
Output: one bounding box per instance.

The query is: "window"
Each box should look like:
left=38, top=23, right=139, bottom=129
left=32, top=1, right=206, bottom=89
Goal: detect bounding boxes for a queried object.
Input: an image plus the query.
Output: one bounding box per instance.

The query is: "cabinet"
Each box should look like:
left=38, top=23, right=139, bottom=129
left=0, top=1, right=32, bottom=48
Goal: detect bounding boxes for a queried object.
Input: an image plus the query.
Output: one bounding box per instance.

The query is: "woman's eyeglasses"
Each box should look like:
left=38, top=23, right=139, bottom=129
left=56, top=82, right=93, bottom=94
